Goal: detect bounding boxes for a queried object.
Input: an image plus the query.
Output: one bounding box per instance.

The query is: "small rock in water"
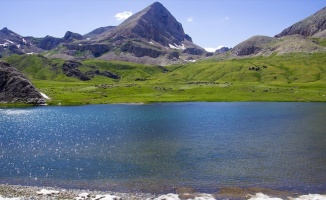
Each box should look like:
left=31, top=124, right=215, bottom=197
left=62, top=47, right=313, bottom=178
left=36, top=189, right=60, bottom=196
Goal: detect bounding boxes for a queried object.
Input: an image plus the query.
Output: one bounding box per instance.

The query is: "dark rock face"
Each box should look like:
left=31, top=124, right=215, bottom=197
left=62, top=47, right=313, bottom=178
left=8, top=45, right=25, bottom=55
left=120, top=42, right=163, bottom=58
left=63, top=31, right=83, bottom=41
left=85, top=70, right=120, bottom=79
left=275, top=6, right=326, bottom=38
left=182, top=48, right=205, bottom=55
left=0, top=60, right=45, bottom=104
left=168, top=51, right=179, bottom=59
left=215, top=47, right=231, bottom=53
left=36, top=36, right=62, bottom=50
left=62, top=60, right=121, bottom=80
left=65, top=43, right=111, bottom=57
left=62, top=60, right=90, bottom=81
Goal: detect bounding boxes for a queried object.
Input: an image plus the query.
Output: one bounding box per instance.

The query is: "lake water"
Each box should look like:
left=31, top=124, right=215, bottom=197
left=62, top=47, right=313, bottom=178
left=0, top=102, right=325, bottom=194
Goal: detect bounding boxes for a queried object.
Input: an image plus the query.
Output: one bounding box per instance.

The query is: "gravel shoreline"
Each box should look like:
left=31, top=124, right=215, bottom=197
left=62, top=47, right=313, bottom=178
left=1, top=184, right=326, bottom=200
left=0, top=184, right=156, bottom=200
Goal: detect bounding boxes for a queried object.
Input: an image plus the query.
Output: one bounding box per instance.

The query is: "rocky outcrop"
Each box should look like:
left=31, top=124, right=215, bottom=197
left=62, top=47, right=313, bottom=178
left=182, top=48, right=205, bottom=55
left=85, top=69, right=120, bottom=79
left=215, top=47, right=231, bottom=54
left=275, top=6, right=326, bottom=38
left=62, top=60, right=121, bottom=80
left=36, top=35, right=62, bottom=50
left=63, top=31, right=83, bottom=41
left=65, top=43, right=111, bottom=57
left=231, top=36, right=278, bottom=56
left=120, top=41, right=163, bottom=58
left=0, top=60, right=45, bottom=104
left=62, top=60, right=90, bottom=81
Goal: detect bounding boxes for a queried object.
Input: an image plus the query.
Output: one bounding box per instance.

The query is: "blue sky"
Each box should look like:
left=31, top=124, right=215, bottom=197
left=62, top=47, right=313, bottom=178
left=1, top=0, right=325, bottom=51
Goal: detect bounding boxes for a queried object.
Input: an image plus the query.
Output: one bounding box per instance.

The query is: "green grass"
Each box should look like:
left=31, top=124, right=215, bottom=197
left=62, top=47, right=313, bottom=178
left=3, top=52, right=326, bottom=105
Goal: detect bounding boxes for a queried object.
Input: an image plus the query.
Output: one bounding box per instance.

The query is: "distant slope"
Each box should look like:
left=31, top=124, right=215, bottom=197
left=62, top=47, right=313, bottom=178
left=83, top=26, right=115, bottom=39
left=275, top=7, right=326, bottom=38
left=231, top=36, right=278, bottom=56
left=230, top=35, right=326, bottom=57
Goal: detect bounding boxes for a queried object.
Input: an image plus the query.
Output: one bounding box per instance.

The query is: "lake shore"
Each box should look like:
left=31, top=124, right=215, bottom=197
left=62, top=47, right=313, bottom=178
left=1, top=184, right=325, bottom=200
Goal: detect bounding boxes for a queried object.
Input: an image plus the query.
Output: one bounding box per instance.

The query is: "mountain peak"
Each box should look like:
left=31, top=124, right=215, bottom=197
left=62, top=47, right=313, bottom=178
left=1, top=27, right=16, bottom=35
left=107, top=1, right=190, bottom=46
left=149, top=2, right=164, bottom=8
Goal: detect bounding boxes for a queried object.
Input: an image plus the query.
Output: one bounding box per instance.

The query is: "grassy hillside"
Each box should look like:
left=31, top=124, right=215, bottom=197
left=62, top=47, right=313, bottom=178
left=3, top=52, right=326, bottom=105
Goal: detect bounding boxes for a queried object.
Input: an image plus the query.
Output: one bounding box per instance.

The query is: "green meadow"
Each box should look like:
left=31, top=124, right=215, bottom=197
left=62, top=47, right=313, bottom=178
left=4, top=52, right=326, bottom=105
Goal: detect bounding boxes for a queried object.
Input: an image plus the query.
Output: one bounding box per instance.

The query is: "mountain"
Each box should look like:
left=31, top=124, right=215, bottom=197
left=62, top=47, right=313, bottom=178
left=230, top=34, right=325, bottom=57
left=275, top=7, right=326, bottom=38
left=49, top=2, right=206, bottom=65
left=0, top=60, right=46, bottom=104
left=0, top=27, right=43, bottom=57
left=226, top=6, right=326, bottom=57
left=102, top=2, right=192, bottom=46
left=0, top=2, right=209, bottom=65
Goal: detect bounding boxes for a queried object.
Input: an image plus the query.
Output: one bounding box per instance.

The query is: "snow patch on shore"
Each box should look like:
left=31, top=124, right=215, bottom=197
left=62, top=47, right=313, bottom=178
left=249, top=193, right=326, bottom=200
left=36, top=189, right=60, bottom=196
left=155, top=193, right=180, bottom=200
left=40, top=92, right=50, bottom=100
left=155, top=193, right=216, bottom=200
left=290, top=194, right=326, bottom=200
left=248, top=193, right=282, bottom=200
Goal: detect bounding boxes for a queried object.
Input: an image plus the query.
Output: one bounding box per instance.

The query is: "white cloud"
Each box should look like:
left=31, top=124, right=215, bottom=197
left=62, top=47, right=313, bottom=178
left=115, top=11, right=132, bottom=21
left=221, top=16, right=230, bottom=22
left=187, top=17, right=194, bottom=22
left=204, top=45, right=224, bottom=52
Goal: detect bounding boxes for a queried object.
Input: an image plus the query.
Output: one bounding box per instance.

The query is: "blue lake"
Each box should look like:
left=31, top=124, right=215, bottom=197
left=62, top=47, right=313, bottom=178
left=0, top=102, right=325, bottom=193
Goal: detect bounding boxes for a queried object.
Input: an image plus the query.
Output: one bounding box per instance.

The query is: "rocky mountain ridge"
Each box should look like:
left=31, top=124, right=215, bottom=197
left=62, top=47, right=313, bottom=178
left=230, top=6, right=326, bottom=57
left=275, top=7, right=326, bottom=38
left=1, top=4, right=326, bottom=62
left=1, top=2, right=207, bottom=65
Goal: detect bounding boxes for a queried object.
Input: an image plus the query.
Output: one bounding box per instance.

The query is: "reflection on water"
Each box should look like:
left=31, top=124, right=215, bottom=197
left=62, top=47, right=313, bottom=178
left=0, top=103, right=325, bottom=193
